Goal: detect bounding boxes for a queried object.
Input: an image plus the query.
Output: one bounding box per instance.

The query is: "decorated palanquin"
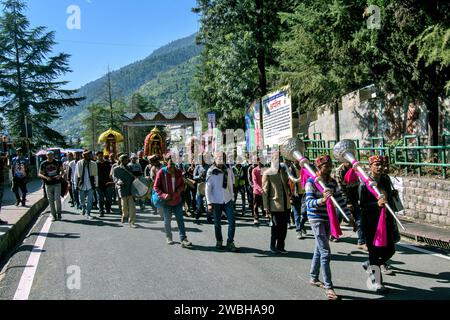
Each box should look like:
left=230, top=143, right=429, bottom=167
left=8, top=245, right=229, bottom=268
left=144, top=127, right=167, bottom=157
left=98, top=128, right=124, bottom=157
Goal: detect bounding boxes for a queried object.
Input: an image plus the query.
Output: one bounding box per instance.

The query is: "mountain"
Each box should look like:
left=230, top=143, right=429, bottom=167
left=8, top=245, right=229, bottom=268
left=56, top=33, right=202, bottom=139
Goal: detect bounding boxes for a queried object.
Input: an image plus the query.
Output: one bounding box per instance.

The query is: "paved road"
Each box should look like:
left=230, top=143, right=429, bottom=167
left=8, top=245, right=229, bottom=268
left=0, top=197, right=449, bottom=300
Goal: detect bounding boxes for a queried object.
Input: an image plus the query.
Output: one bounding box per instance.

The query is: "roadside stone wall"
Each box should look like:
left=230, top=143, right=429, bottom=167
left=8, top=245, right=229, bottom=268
left=396, top=176, right=450, bottom=227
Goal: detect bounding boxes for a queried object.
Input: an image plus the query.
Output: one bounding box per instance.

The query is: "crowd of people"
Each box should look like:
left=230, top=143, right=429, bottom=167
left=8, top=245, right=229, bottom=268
left=1, top=146, right=400, bottom=300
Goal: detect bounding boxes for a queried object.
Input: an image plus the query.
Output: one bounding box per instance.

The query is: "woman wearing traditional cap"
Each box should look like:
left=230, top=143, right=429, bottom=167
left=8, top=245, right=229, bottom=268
left=359, top=155, right=397, bottom=293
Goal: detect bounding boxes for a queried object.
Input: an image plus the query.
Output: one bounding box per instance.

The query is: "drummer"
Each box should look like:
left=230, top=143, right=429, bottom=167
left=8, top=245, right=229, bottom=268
left=112, top=154, right=137, bottom=228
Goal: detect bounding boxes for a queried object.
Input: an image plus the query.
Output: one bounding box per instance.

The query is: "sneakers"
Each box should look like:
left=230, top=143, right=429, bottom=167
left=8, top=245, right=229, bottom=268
left=381, top=264, right=395, bottom=275
left=216, top=241, right=224, bottom=250
left=181, top=239, right=193, bottom=248
left=296, top=231, right=305, bottom=239
left=0, top=219, right=7, bottom=225
left=167, top=237, right=175, bottom=245
left=227, top=242, right=237, bottom=252
left=253, top=219, right=260, bottom=225
left=278, top=249, right=288, bottom=254
left=51, top=216, right=57, bottom=222
left=86, top=215, right=93, bottom=220
left=15, top=200, right=20, bottom=206
left=129, top=223, right=137, bottom=229
left=357, top=243, right=368, bottom=251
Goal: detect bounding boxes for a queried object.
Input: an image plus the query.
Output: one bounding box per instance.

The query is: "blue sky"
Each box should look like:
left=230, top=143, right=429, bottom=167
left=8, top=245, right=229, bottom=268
left=23, top=0, right=199, bottom=89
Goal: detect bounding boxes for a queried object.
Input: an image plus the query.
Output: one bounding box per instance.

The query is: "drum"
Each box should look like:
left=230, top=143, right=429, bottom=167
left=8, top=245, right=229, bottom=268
left=197, top=182, right=206, bottom=196
left=131, top=177, right=152, bottom=199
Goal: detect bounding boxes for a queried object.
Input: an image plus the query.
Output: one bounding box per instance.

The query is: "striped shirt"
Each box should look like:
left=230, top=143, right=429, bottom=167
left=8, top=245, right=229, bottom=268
left=305, top=177, right=350, bottom=222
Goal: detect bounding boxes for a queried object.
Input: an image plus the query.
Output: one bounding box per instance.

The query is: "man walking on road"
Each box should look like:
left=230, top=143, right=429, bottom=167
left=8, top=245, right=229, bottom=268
left=74, top=150, right=98, bottom=220
left=96, top=151, right=113, bottom=217
left=11, top=147, right=29, bottom=207
left=39, top=151, right=63, bottom=222
left=112, top=154, right=137, bottom=228
left=63, top=152, right=75, bottom=207
left=305, top=155, right=350, bottom=300
left=0, top=152, right=8, bottom=225
left=262, top=158, right=291, bottom=254
left=153, top=154, right=193, bottom=248
left=205, top=152, right=237, bottom=252
left=69, top=152, right=82, bottom=210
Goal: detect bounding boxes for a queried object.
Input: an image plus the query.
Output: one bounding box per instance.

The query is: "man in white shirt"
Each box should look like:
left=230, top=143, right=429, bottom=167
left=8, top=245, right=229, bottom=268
left=205, top=152, right=237, bottom=252
left=74, top=150, right=98, bottom=219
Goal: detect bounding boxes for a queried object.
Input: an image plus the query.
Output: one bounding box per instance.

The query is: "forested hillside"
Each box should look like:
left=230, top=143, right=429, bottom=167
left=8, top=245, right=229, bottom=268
left=56, top=33, right=201, bottom=140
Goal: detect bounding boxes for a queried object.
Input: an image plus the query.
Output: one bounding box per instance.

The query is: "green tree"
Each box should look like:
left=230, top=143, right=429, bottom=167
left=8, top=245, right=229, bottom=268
left=355, top=0, right=450, bottom=145
left=0, top=0, right=84, bottom=147
left=192, top=0, right=294, bottom=129
left=274, top=0, right=370, bottom=140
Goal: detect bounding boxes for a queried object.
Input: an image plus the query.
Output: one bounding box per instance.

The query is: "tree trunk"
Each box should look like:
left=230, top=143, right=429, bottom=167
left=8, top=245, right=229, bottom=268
left=255, top=0, right=267, bottom=97
left=426, top=94, right=439, bottom=146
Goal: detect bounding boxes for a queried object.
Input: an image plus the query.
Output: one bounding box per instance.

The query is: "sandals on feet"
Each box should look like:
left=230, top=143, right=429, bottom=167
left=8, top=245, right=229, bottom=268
left=326, top=289, right=339, bottom=300
left=309, top=280, right=325, bottom=288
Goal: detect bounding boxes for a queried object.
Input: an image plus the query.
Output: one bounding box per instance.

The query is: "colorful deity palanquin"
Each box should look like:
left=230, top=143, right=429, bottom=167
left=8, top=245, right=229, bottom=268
left=144, top=127, right=167, bottom=157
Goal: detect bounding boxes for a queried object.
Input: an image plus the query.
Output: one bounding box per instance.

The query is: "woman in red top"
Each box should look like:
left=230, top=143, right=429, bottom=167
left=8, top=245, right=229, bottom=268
left=154, top=154, right=193, bottom=248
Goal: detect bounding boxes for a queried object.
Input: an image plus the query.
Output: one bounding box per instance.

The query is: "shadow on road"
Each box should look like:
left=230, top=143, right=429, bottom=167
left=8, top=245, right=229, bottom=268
left=62, top=219, right=123, bottom=228
left=27, top=232, right=80, bottom=239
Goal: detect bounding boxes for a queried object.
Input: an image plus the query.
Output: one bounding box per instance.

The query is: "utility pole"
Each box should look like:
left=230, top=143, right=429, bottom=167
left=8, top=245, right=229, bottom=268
left=107, top=66, right=114, bottom=128
left=92, top=109, right=95, bottom=151
left=334, top=99, right=340, bottom=142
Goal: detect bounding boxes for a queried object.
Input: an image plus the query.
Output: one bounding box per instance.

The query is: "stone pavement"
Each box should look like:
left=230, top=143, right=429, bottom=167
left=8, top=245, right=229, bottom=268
left=0, top=179, right=48, bottom=262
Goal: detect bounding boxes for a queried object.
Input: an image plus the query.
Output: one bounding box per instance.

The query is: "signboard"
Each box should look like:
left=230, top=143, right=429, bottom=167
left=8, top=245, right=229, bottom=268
left=207, top=112, right=216, bottom=131
left=245, top=99, right=263, bottom=152
left=262, top=86, right=293, bottom=148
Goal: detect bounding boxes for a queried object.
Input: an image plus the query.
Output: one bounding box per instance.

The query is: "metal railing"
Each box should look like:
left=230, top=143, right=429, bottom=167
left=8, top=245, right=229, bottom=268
left=394, top=134, right=449, bottom=178
left=299, top=132, right=450, bottom=178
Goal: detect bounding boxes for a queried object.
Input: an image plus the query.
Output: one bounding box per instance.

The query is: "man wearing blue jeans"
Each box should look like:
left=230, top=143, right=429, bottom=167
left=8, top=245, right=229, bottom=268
left=74, top=151, right=98, bottom=220
left=154, top=154, right=193, bottom=248
left=305, top=155, right=350, bottom=300
left=0, top=152, right=8, bottom=225
left=206, top=153, right=237, bottom=252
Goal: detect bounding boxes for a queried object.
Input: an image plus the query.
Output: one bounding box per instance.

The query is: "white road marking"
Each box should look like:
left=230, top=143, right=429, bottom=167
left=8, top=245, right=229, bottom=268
left=398, top=242, right=450, bottom=261
left=13, top=193, right=70, bottom=300
left=13, top=215, right=52, bottom=300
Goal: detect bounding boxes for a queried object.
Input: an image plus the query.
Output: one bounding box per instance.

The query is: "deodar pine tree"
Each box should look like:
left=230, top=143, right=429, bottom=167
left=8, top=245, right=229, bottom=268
left=0, top=0, right=84, bottom=147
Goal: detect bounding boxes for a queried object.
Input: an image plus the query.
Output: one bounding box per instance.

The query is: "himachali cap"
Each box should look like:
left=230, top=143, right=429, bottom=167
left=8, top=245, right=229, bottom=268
left=315, top=154, right=331, bottom=167
left=369, top=155, right=383, bottom=165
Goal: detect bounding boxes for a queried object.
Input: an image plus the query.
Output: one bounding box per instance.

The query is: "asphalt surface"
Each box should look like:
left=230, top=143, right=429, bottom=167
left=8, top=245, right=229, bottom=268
left=0, top=197, right=449, bottom=300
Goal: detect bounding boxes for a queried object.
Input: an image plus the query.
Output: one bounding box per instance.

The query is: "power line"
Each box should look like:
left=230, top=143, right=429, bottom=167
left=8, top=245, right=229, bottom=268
left=55, top=39, right=160, bottom=48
